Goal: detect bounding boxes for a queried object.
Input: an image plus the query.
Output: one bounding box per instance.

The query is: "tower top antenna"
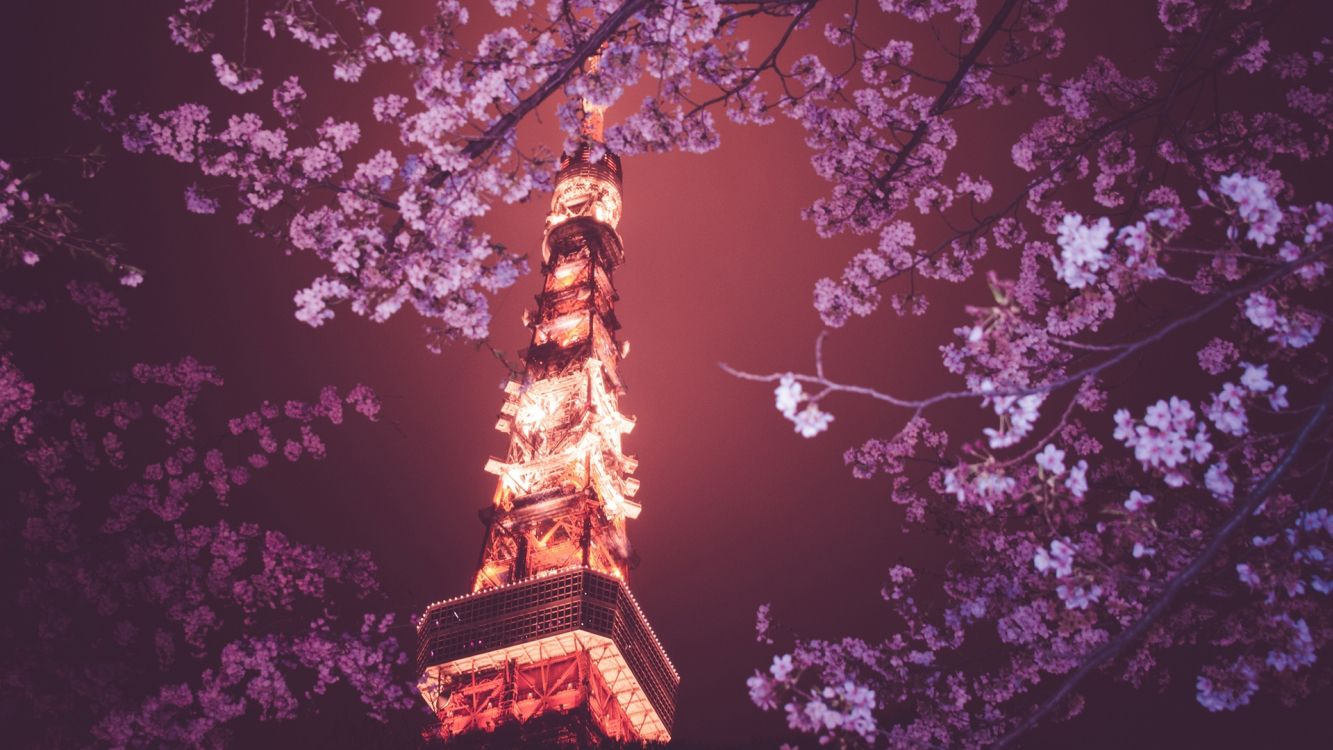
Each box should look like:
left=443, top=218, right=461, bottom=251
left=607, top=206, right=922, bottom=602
left=581, top=53, right=606, bottom=142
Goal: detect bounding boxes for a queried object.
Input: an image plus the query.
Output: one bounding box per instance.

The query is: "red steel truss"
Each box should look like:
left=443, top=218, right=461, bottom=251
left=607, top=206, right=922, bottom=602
left=417, top=121, right=678, bottom=746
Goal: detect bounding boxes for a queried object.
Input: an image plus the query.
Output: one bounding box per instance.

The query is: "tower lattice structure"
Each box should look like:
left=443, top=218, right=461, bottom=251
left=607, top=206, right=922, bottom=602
left=416, top=106, right=678, bottom=746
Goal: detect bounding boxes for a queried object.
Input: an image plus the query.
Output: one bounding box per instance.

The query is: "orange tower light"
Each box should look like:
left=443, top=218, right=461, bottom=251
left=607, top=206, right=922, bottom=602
left=415, top=90, right=678, bottom=747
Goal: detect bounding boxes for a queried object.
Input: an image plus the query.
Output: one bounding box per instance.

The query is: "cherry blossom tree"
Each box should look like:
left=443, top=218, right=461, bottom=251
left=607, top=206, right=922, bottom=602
left=722, top=1, right=1333, bottom=747
left=0, top=156, right=415, bottom=748
left=40, top=0, right=1331, bottom=747
left=77, top=0, right=748, bottom=352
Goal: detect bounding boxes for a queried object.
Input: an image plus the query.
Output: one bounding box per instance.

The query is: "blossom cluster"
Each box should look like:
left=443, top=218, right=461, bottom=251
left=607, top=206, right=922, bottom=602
left=747, top=653, right=880, bottom=745
left=744, top=2, right=1333, bottom=746
left=81, top=0, right=769, bottom=351
left=774, top=374, right=835, bottom=438
left=1, top=153, right=414, bottom=746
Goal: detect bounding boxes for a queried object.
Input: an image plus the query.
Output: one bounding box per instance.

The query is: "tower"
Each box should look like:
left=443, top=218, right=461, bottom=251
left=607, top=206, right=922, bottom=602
left=416, top=100, right=678, bottom=746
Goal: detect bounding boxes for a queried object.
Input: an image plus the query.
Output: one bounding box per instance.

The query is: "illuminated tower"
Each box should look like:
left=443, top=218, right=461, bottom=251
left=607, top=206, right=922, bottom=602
left=415, top=100, right=678, bottom=747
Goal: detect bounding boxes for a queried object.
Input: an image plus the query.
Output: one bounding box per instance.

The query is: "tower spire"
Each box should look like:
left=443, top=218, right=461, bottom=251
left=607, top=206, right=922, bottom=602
left=415, top=90, right=678, bottom=746
left=581, top=53, right=606, bottom=142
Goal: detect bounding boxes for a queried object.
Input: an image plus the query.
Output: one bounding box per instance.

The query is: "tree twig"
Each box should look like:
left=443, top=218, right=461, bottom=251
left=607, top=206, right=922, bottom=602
left=721, top=245, right=1331, bottom=413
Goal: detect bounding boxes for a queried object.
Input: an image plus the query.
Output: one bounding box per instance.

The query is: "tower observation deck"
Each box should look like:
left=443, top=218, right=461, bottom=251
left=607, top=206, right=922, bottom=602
left=416, top=104, right=678, bottom=746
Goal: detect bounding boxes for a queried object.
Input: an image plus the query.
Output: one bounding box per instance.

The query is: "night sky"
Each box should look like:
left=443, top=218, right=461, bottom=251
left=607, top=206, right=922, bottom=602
left=2, top=1, right=1330, bottom=748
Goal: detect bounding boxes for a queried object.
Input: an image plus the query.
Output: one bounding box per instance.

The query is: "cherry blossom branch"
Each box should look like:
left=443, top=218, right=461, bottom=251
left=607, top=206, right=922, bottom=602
left=840, top=10, right=1278, bottom=309
left=374, top=0, right=651, bottom=262
left=989, top=375, right=1333, bottom=750
left=685, top=0, right=816, bottom=117
left=457, top=0, right=650, bottom=165
left=722, top=245, right=1330, bottom=412
left=869, top=0, right=1021, bottom=195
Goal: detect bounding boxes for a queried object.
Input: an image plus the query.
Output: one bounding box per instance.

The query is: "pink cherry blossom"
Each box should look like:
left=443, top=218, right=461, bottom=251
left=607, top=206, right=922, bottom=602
left=1033, top=538, right=1075, bottom=578
left=1053, top=213, right=1113, bottom=288
left=726, top=3, right=1333, bottom=745
left=2, top=155, right=411, bottom=745
left=1124, top=490, right=1155, bottom=512
left=1035, top=443, right=1066, bottom=475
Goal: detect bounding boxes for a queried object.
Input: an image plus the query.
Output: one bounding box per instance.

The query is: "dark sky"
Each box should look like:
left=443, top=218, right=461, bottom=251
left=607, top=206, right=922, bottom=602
left=2, top=1, right=1329, bottom=748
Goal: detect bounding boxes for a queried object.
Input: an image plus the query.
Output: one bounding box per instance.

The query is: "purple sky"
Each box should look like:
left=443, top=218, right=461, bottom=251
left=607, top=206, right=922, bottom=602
left=2, top=2, right=1329, bottom=747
